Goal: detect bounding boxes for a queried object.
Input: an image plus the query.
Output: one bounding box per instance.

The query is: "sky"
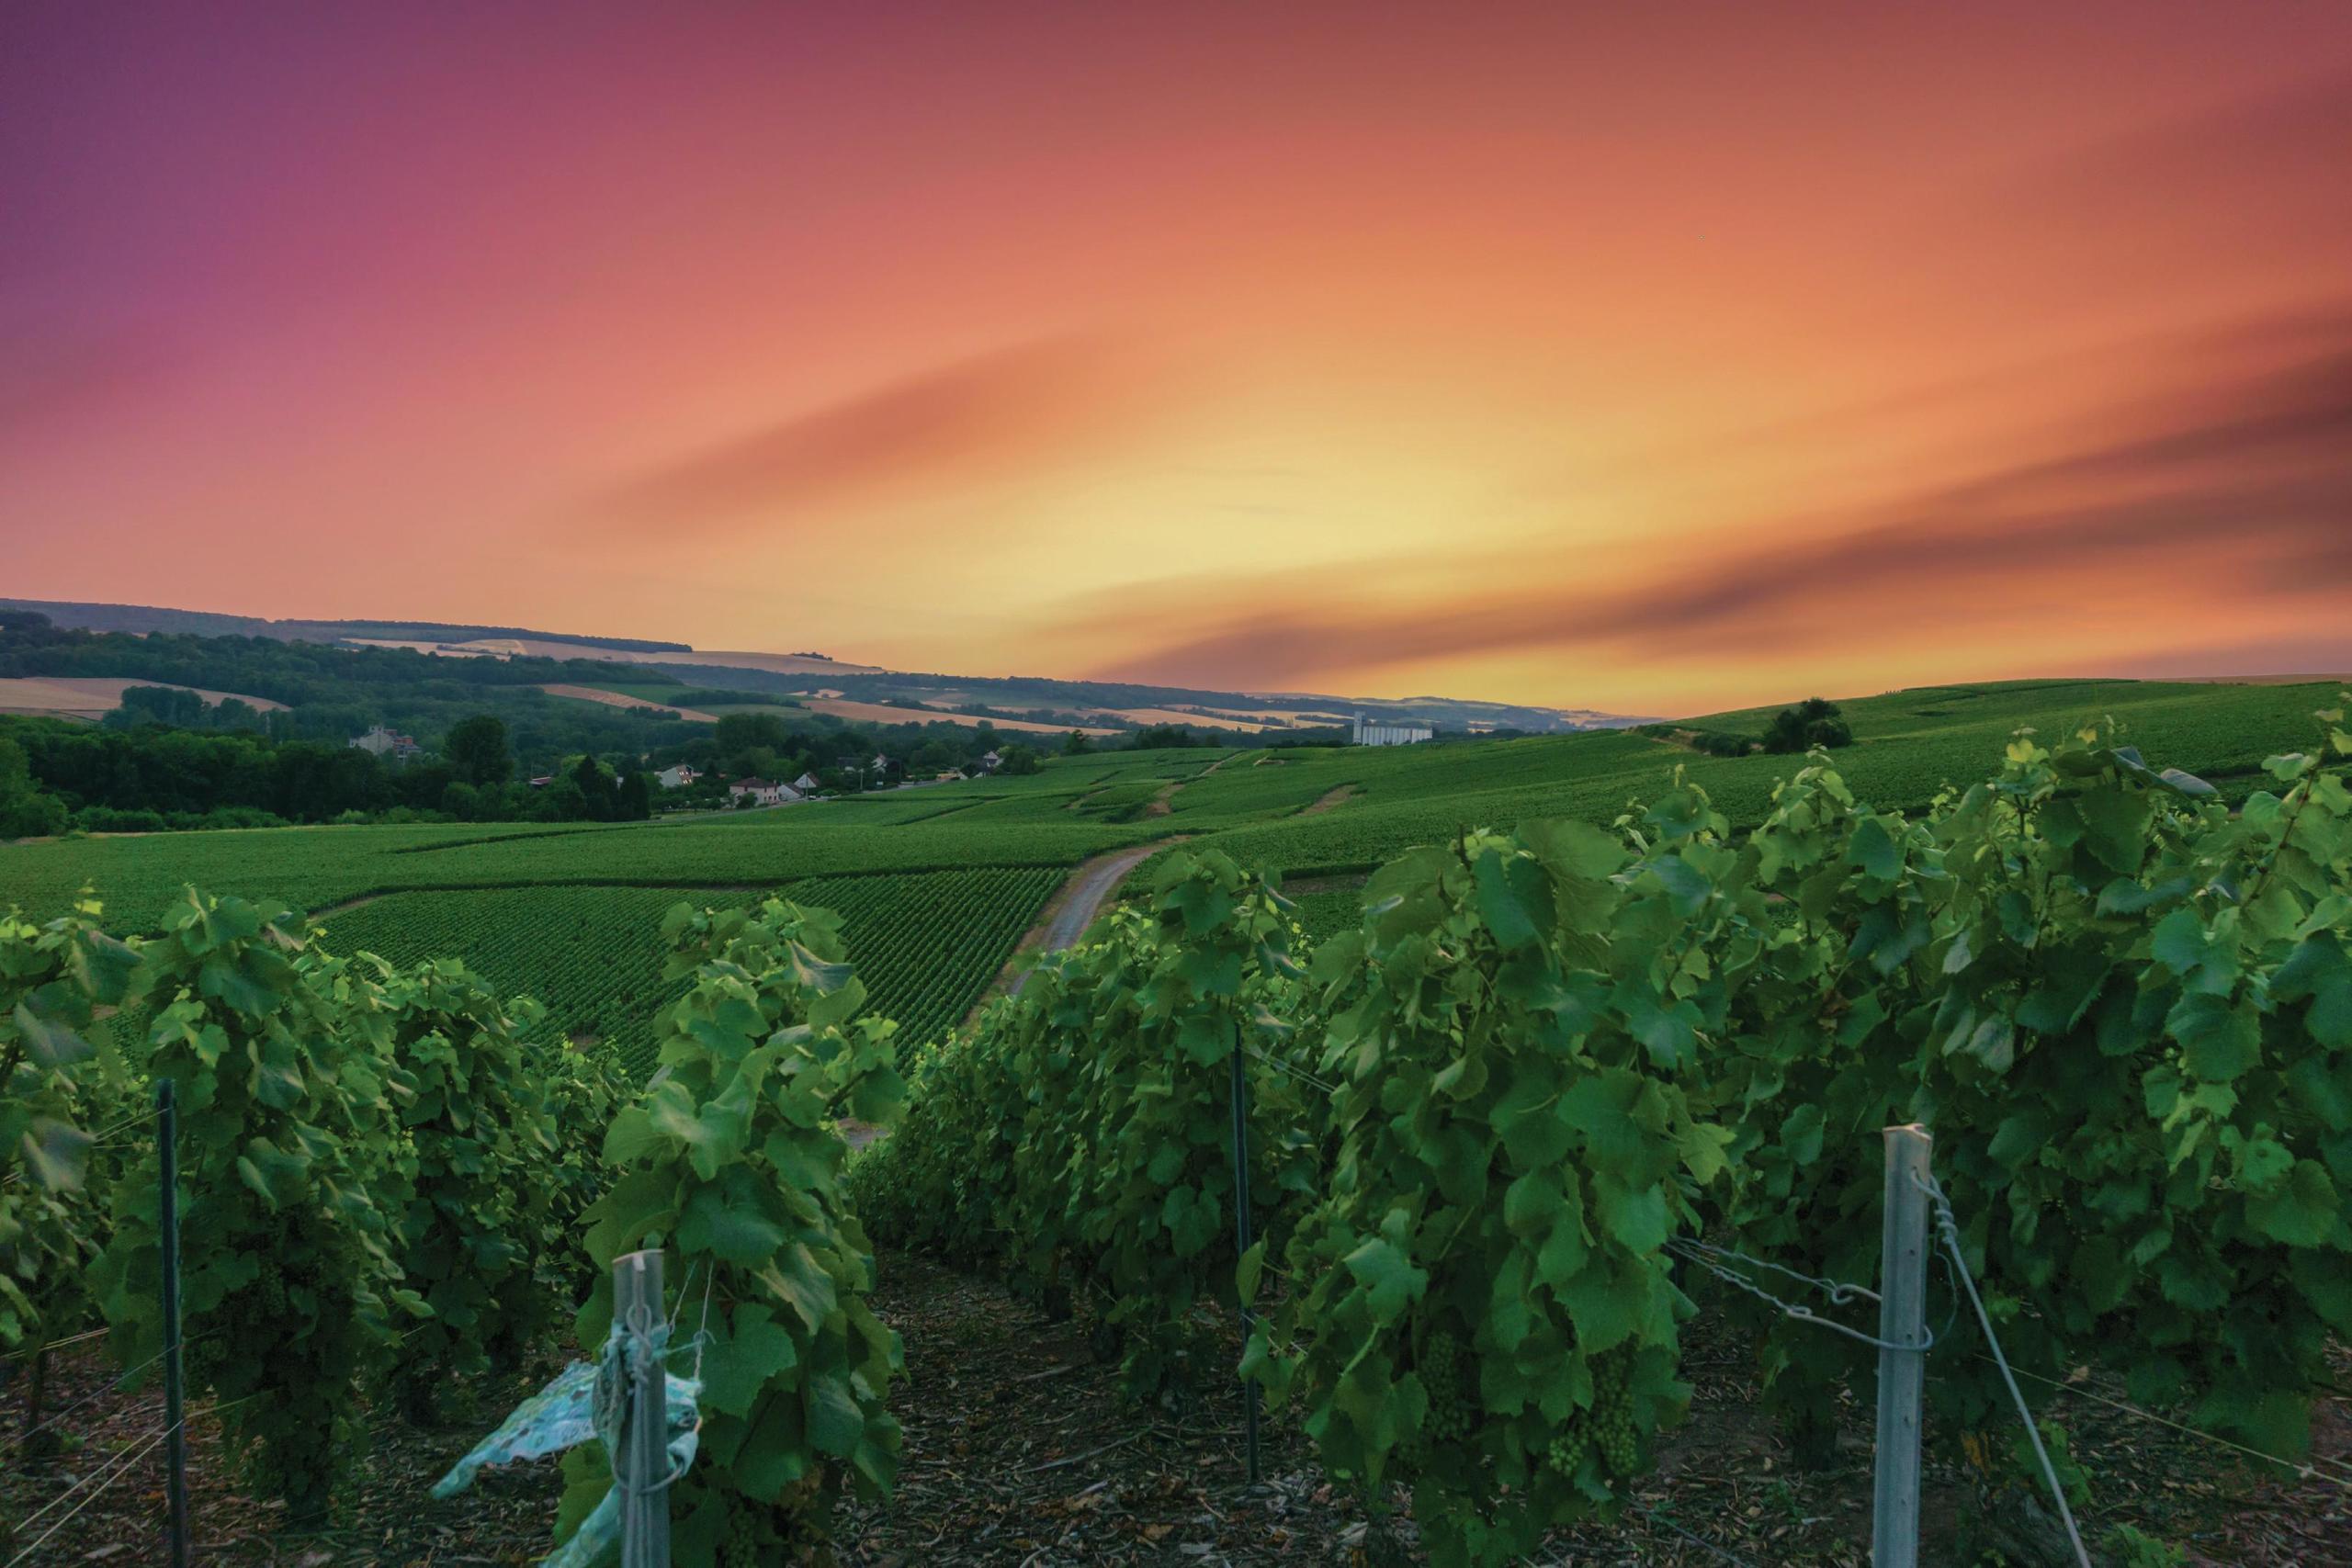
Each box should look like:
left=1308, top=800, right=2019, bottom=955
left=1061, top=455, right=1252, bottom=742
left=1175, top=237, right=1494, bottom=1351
left=3, top=2, right=2349, bottom=716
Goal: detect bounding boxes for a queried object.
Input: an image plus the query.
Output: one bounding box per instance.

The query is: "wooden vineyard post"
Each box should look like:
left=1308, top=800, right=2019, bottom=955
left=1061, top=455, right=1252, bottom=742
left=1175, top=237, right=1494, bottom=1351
left=614, top=1249, right=670, bottom=1568
left=1227, top=1047, right=1262, bottom=1485
left=157, top=1078, right=192, bottom=1568
left=1872, top=1124, right=1933, bottom=1567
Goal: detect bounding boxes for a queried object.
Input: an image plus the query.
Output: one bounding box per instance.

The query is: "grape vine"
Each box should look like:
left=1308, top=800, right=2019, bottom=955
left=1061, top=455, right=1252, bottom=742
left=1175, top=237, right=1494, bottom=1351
left=854, top=846, right=1318, bottom=1398
left=568, top=895, right=908, bottom=1566
left=0, top=895, right=139, bottom=1359
left=1249, top=811, right=1728, bottom=1567
left=93, top=893, right=420, bottom=1521
left=357, top=955, right=567, bottom=1420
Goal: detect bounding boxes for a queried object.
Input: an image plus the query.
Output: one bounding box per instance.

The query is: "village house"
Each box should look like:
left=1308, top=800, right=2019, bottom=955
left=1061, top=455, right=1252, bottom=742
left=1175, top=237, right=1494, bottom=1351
left=348, top=724, right=423, bottom=760
left=728, top=777, right=802, bottom=807
left=793, top=772, right=820, bottom=794
left=978, top=750, right=1003, bottom=773
left=653, top=763, right=699, bottom=790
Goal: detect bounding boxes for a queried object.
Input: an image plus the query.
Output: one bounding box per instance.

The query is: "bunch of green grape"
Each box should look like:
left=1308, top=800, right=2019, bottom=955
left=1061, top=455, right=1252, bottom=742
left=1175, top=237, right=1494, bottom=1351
left=1544, top=1417, right=1591, bottom=1478
left=1418, top=1328, right=1473, bottom=1443
left=718, top=1504, right=773, bottom=1568
left=1544, top=1349, right=1639, bottom=1481
left=1589, top=1349, right=1638, bottom=1476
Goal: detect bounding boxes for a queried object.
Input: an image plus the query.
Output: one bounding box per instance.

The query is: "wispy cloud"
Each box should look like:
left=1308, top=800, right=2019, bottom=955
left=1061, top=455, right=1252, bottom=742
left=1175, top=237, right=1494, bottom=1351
left=0, top=331, right=180, bottom=448
left=1081, top=307, right=2352, bottom=691
left=2021, top=66, right=2352, bottom=204
left=578, top=337, right=1164, bottom=530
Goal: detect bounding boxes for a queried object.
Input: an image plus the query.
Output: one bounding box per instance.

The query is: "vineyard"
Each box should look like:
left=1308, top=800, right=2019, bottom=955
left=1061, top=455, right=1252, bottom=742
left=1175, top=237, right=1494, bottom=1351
left=853, top=701, right=2352, bottom=1564
left=317, top=867, right=1063, bottom=1075
left=1, top=814, right=1137, bottom=931
left=2, top=682, right=2350, bottom=1562
left=772, top=868, right=1068, bottom=1047
left=308, top=869, right=1063, bottom=1081
left=9, top=682, right=2335, bottom=935
left=317, top=886, right=763, bottom=1068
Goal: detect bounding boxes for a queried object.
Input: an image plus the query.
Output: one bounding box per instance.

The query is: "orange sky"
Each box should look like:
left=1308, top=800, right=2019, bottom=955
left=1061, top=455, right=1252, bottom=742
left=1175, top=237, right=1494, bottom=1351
left=4, top=3, right=2349, bottom=716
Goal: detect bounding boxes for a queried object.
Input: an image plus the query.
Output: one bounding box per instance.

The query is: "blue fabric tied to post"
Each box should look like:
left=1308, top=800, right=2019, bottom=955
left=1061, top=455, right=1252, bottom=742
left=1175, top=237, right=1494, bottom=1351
left=432, top=1321, right=702, bottom=1567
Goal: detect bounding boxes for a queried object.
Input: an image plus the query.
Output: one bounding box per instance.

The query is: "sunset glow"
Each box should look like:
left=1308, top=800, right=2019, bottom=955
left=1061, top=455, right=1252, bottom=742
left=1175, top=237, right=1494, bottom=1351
left=5, top=2, right=2349, bottom=714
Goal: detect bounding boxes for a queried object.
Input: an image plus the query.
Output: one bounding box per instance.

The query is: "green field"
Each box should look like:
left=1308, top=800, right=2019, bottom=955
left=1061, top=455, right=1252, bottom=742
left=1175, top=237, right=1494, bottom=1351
left=316, top=865, right=1062, bottom=1074
left=11, top=677, right=2341, bottom=1077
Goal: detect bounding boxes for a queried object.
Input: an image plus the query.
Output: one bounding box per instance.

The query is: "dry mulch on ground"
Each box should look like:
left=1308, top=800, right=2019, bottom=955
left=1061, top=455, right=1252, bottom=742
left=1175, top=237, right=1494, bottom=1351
left=840, top=1250, right=1883, bottom=1566
left=842, top=1250, right=2352, bottom=1567
left=0, top=1338, right=564, bottom=1565
left=5, top=1252, right=2348, bottom=1565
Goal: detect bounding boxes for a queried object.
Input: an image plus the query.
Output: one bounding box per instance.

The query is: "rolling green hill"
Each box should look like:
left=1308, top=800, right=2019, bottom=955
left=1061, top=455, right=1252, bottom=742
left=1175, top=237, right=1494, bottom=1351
left=11, top=675, right=2341, bottom=1071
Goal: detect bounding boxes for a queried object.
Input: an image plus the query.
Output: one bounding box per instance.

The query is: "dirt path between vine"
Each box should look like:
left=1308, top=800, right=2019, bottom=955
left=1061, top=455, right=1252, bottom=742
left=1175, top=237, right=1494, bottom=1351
left=309, top=892, right=387, bottom=919
left=827, top=1249, right=2352, bottom=1566
left=1295, top=784, right=1357, bottom=815
left=1140, top=752, right=1233, bottom=818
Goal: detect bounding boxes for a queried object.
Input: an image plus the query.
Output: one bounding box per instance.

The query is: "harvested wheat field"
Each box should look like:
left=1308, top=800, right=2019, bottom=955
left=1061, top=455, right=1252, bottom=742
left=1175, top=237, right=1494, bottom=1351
left=539, top=683, right=718, bottom=721
left=0, top=676, right=286, bottom=719
left=805, top=698, right=1118, bottom=736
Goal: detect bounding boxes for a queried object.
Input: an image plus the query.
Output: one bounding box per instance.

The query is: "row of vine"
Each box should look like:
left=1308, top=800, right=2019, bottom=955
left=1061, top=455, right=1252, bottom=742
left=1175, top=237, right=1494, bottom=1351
left=853, top=701, right=2352, bottom=1564
left=0, top=885, right=910, bottom=1565
left=6, top=697, right=2344, bottom=1563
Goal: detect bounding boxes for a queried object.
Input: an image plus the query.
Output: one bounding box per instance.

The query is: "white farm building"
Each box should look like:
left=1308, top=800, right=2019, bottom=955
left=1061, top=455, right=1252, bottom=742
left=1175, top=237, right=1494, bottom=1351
left=728, top=777, right=803, bottom=807
left=1351, top=716, right=1433, bottom=747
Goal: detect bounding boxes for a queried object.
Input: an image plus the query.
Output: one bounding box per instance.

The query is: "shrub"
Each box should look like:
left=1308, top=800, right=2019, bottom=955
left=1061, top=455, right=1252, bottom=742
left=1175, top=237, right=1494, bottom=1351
left=72, top=806, right=171, bottom=834
left=1762, top=696, right=1851, bottom=753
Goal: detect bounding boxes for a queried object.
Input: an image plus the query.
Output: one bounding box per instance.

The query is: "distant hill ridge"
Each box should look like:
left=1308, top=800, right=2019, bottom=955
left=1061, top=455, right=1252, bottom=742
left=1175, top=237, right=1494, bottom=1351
left=3, top=597, right=1638, bottom=733
left=0, top=599, right=692, bottom=654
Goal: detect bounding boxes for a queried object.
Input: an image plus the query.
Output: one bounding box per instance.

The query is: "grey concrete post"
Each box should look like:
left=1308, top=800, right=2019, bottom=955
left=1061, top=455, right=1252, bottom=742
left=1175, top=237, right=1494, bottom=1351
left=1871, top=1124, right=1933, bottom=1567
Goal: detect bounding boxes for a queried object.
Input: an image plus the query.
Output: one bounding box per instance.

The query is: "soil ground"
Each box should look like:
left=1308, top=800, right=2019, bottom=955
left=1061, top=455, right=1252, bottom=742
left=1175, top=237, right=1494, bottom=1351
left=1295, top=785, right=1358, bottom=817
left=5, top=1253, right=2347, bottom=1564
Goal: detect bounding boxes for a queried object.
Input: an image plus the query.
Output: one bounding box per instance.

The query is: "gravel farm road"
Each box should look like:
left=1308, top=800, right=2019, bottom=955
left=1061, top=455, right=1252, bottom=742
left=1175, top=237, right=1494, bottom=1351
left=1008, top=840, right=1174, bottom=993
left=840, top=840, right=1177, bottom=1150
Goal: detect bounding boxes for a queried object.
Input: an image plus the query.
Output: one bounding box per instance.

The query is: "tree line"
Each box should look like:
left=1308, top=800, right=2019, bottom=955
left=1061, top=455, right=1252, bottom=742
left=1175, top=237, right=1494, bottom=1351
left=0, top=711, right=657, bottom=833
left=0, top=610, right=1363, bottom=837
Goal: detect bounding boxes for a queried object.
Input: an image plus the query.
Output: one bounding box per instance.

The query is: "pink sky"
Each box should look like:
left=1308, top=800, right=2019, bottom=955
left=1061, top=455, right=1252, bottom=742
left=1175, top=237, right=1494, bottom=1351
left=4, top=2, right=2349, bottom=713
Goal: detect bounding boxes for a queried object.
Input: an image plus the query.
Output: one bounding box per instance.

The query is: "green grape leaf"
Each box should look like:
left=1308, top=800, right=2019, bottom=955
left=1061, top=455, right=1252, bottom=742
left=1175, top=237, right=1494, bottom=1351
left=805, top=1371, right=866, bottom=1457
left=1343, top=1231, right=1428, bottom=1325
left=13, top=1003, right=93, bottom=1067
left=1592, top=1175, right=1668, bottom=1252
left=2245, top=1160, right=2340, bottom=1248
left=679, top=1184, right=790, bottom=1266
left=757, top=1243, right=842, bottom=1336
